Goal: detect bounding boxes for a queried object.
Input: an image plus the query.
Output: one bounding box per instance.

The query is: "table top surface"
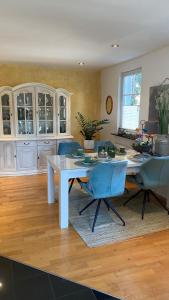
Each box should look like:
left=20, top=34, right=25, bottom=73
left=47, top=151, right=142, bottom=171
left=0, top=255, right=120, bottom=300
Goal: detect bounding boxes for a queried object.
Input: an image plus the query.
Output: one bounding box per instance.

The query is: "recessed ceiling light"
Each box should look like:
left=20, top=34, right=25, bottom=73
left=111, top=44, right=119, bottom=48
left=78, top=61, right=85, bottom=66
left=0, top=282, right=3, bottom=288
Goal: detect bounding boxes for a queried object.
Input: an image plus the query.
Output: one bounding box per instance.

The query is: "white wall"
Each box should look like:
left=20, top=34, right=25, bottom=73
left=101, top=45, right=169, bottom=139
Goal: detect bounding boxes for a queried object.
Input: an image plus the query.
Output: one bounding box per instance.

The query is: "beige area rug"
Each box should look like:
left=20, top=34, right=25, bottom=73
left=69, top=188, right=169, bottom=247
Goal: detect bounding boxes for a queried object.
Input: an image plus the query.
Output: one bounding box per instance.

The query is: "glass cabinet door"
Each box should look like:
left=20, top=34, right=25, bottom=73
left=0, top=93, right=13, bottom=136
left=15, top=90, right=35, bottom=135
left=58, top=95, right=67, bottom=134
left=37, top=91, right=54, bottom=135
left=0, top=84, right=71, bottom=138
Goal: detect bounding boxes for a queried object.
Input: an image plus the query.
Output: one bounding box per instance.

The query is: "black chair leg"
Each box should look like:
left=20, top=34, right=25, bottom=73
left=147, top=190, right=150, bottom=202
left=149, top=190, right=169, bottom=213
left=69, top=178, right=75, bottom=193
left=123, top=189, right=143, bottom=206
left=142, top=190, right=148, bottom=220
left=76, top=177, right=82, bottom=189
left=69, top=177, right=82, bottom=193
left=103, top=199, right=110, bottom=210
left=92, top=199, right=101, bottom=232
left=106, top=199, right=125, bottom=226
left=125, top=187, right=129, bottom=194
left=79, top=199, right=97, bottom=215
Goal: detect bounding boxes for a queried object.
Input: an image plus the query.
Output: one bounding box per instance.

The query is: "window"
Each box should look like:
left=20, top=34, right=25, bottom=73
left=120, top=69, right=142, bottom=130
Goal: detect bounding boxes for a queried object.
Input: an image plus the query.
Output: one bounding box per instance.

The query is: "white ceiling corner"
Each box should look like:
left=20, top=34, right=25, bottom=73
left=0, top=0, right=169, bottom=69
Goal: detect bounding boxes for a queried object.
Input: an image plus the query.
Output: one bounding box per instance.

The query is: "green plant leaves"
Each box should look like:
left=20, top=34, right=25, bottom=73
left=75, top=112, right=109, bottom=140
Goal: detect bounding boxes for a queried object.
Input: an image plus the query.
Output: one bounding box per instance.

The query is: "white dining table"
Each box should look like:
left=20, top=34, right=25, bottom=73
left=47, top=152, right=142, bottom=229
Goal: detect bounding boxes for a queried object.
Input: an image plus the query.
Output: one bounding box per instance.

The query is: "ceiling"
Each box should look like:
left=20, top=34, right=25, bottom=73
left=1, top=0, right=169, bottom=69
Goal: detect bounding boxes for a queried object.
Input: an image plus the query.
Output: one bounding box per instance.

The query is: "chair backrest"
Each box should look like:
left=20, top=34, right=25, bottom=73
left=58, top=141, right=81, bottom=155
left=94, top=140, right=115, bottom=152
left=140, top=156, right=169, bottom=187
left=86, top=161, right=128, bottom=199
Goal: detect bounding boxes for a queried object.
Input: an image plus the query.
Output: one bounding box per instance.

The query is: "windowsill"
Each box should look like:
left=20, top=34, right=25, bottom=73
left=111, top=133, right=136, bottom=140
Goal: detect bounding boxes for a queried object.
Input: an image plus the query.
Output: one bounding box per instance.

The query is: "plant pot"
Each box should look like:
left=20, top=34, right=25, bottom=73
left=84, top=140, right=94, bottom=150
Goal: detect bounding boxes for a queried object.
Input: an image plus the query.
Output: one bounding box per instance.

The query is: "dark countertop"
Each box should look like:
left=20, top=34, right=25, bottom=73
left=0, top=256, right=121, bottom=300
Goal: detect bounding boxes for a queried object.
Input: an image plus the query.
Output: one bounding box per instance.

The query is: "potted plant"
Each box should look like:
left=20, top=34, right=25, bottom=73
left=132, top=138, right=152, bottom=154
left=76, top=112, right=110, bottom=149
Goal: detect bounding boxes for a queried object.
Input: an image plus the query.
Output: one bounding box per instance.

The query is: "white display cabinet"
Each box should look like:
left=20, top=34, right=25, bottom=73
left=12, top=83, right=71, bottom=137
left=0, top=83, right=73, bottom=176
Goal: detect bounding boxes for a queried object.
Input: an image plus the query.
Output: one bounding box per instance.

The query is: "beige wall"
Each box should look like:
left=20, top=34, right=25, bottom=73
left=0, top=63, right=101, bottom=141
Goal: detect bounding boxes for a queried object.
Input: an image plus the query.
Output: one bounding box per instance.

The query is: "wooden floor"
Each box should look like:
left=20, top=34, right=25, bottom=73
left=0, top=174, right=169, bottom=300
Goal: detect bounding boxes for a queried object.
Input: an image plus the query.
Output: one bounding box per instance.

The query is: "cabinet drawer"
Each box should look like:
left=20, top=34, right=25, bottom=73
left=16, top=141, right=37, bottom=147
left=37, top=140, right=56, bottom=146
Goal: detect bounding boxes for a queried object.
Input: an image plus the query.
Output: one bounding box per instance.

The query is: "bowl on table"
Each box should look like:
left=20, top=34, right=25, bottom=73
left=72, top=148, right=85, bottom=158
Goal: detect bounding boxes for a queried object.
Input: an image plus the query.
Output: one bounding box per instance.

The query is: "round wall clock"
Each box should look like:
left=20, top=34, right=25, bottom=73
left=106, top=96, right=113, bottom=115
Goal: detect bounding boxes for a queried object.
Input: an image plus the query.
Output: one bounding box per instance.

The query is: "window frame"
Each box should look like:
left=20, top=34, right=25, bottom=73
left=120, top=68, right=142, bottom=132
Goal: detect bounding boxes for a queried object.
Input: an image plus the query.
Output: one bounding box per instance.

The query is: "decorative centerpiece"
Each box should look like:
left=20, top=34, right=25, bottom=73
left=155, top=79, right=169, bottom=134
left=132, top=138, right=152, bottom=154
left=76, top=112, right=109, bottom=149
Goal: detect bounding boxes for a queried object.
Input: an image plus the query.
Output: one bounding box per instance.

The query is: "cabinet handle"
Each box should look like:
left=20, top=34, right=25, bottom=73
left=44, top=141, right=49, bottom=144
left=14, top=154, right=16, bottom=158
left=38, top=156, right=40, bottom=159
left=24, top=142, right=30, bottom=145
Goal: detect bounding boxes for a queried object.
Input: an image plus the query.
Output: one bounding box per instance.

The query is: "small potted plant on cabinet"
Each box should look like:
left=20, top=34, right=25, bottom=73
left=76, top=112, right=110, bottom=149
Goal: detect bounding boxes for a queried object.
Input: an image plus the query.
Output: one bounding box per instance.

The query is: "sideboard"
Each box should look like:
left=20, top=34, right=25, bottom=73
left=0, top=137, right=72, bottom=176
left=0, top=83, right=73, bottom=176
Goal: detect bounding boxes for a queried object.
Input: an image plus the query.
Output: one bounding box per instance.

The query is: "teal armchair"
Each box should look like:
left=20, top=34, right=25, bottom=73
left=79, top=161, right=128, bottom=232
left=58, top=141, right=81, bottom=155
left=124, top=157, right=169, bottom=219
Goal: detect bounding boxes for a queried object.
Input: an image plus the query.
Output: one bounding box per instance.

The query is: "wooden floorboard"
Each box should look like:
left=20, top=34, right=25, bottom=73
left=0, top=174, right=169, bottom=300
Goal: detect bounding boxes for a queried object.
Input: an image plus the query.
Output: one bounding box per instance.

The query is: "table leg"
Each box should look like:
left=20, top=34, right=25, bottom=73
left=59, top=171, right=69, bottom=229
left=47, top=162, right=55, bottom=204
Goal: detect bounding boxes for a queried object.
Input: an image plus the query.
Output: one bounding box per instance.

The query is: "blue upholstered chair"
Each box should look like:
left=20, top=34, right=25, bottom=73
left=58, top=141, right=83, bottom=192
left=94, top=140, right=129, bottom=194
left=58, top=141, right=82, bottom=155
left=79, top=161, right=128, bottom=232
left=94, top=140, right=115, bottom=152
left=124, top=157, right=169, bottom=219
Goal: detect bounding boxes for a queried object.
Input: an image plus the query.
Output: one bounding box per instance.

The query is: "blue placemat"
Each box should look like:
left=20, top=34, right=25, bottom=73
left=74, top=160, right=98, bottom=167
